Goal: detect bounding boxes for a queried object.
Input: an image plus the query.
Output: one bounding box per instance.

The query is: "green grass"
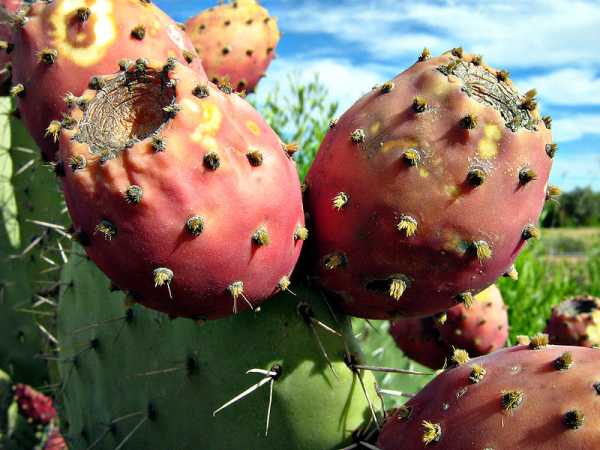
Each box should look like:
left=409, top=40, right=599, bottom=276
left=498, top=229, right=600, bottom=342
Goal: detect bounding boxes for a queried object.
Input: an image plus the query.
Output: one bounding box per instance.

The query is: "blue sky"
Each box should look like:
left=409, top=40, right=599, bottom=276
left=157, top=0, right=600, bottom=191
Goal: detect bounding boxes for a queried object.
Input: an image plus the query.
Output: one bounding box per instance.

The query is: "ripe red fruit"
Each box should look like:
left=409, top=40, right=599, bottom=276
left=185, top=0, right=279, bottom=93
left=378, top=345, right=600, bottom=449
left=58, top=59, right=304, bottom=319
left=305, top=50, right=553, bottom=319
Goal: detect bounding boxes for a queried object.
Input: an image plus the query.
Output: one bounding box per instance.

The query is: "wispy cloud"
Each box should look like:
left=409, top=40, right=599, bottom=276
left=518, top=69, right=600, bottom=106
left=553, top=114, right=600, bottom=142
left=256, top=57, right=389, bottom=111
left=271, top=0, right=600, bottom=69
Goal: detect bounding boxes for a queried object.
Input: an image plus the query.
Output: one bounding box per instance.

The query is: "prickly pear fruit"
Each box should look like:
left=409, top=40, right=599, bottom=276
left=437, top=284, right=508, bottom=355
left=44, top=428, right=67, bottom=450
left=55, top=247, right=378, bottom=449
left=1, top=369, right=61, bottom=450
left=545, top=295, right=600, bottom=347
left=12, top=384, right=56, bottom=426
left=389, top=317, right=447, bottom=369
left=4, top=0, right=204, bottom=161
left=1, top=98, right=65, bottom=386
left=57, top=58, right=304, bottom=319
left=305, top=49, right=553, bottom=319
left=186, top=0, right=279, bottom=93
left=390, top=285, right=508, bottom=369
left=378, top=344, right=600, bottom=449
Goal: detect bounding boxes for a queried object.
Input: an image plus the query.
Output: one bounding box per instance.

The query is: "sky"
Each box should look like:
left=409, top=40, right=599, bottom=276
left=157, top=0, right=600, bottom=191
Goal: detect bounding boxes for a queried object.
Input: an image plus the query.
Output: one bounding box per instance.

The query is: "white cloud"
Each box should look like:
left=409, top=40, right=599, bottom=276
left=518, top=69, right=600, bottom=106
left=552, top=114, right=600, bottom=142
left=271, top=0, right=600, bottom=68
left=255, top=57, right=389, bottom=111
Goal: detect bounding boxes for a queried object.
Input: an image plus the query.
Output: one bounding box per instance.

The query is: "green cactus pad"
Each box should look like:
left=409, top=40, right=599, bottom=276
left=0, top=98, right=66, bottom=386
left=56, top=247, right=380, bottom=449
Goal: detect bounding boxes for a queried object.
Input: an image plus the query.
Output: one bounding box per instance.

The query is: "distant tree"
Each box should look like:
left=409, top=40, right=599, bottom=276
left=251, top=73, right=338, bottom=179
left=542, top=187, right=600, bottom=227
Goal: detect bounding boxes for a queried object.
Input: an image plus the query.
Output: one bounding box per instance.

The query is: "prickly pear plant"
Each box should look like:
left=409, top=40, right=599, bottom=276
left=389, top=317, right=447, bottom=370
left=545, top=295, right=600, bottom=347
left=353, top=319, right=435, bottom=413
left=0, top=97, right=66, bottom=386
left=2, top=0, right=204, bottom=161
left=56, top=247, right=380, bottom=450
left=437, top=284, right=508, bottom=355
left=305, top=49, right=554, bottom=320
left=186, top=0, right=280, bottom=93
left=44, top=427, right=67, bottom=450
left=378, top=343, right=600, bottom=449
left=57, top=58, right=304, bottom=319
left=390, top=285, right=508, bottom=369
left=0, top=369, right=61, bottom=450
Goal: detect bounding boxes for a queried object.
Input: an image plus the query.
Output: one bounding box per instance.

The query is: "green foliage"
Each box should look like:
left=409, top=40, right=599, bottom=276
left=498, top=232, right=600, bottom=342
left=542, top=187, right=600, bottom=227
left=253, top=74, right=338, bottom=179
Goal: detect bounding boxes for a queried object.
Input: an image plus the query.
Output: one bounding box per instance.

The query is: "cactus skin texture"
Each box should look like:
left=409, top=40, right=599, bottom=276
left=185, top=0, right=280, bottom=93
left=378, top=345, right=600, bottom=449
left=390, top=285, right=508, bottom=369
left=57, top=59, right=304, bottom=319
left=6, top=0, right=205, bottom=162
left=56, top=247, right=378, bottom=450
left=305, top=50, right=553, bottom=320
left=545, top=295, right=600, bottom=347
left=1, top=369, right=63, bottom=450
left=0, top=98, right=65, bottom=386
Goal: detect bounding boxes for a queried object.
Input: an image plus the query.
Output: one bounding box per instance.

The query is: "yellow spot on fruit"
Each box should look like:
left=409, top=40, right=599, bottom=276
left=478, top=123, right=502, bottom=159
left=381, top=139, right=419, bottom=154
left=191, top=101, right=222, bottom=145
left=370, top=121, right=381, bottom=135
left=586, top=311, right=600, bottom=346
left=445, top=185, right=460, bottom=199
left=419, top=168, right=429, bottom=178
left=246, top=121, right=261, bottom=136
left=48, top=0, right=117, bottom=68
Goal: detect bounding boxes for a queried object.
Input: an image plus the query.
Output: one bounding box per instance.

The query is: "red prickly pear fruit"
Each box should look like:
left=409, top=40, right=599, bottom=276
left=545, top=295, right=600, bottom=347
left=6, top=0, right=205, bottom=162
left=58, top=59, right=304, bottom=320
left=13, top=383, right=57, bottom=425
left=390, top=285, right=508, bottom=369
left=305, top=49, right=553, bottom=320
left=44, top=428, right=67, bottom=450
left=378, top=345, right=600, bottom=449
left=389, top=316, right=448, bottom=369
left=438, top=284, right=508, bottom=356
left=185, top=0, right=279, bottom=93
